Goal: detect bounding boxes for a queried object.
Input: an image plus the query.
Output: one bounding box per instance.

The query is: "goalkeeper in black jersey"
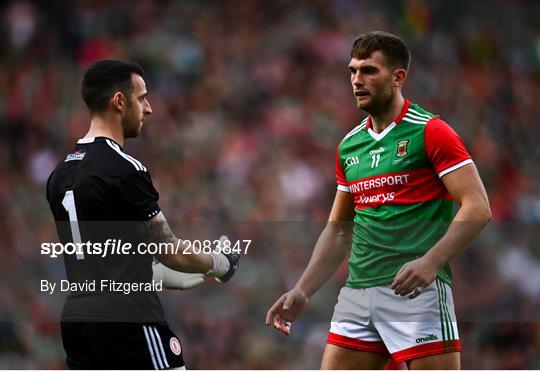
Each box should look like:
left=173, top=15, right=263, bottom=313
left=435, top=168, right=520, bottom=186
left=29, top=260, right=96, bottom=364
left=47, top=59, right=239, bottom=369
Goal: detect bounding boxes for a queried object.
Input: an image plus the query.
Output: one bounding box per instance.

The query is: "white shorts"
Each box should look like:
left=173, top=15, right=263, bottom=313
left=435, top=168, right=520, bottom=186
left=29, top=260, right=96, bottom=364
left=327, top=278, right=460, bottom=362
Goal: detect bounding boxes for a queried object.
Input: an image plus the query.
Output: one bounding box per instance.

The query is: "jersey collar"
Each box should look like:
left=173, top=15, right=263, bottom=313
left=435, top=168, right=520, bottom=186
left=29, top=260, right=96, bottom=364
left=77, top=136, right=123, bottom=149
left=365, top=99, right=411, bottom=141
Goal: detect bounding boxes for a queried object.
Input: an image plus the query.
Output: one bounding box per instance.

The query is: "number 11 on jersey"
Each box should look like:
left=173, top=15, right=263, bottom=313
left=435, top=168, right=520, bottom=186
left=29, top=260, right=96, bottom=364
left=62, top=190, right=85, bottom=260
left=371, top=153, right=381, bottom=168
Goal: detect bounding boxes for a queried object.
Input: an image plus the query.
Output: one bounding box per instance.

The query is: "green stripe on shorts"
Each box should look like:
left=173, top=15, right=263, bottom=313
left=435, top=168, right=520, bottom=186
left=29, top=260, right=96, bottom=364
left=436, top=279, right=447, bottom=343
left=439, top=279, right=455, bottom=349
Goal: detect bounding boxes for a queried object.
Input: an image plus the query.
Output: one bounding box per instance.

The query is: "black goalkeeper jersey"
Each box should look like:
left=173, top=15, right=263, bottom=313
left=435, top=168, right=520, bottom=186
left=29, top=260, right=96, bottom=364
left=46, top=136, right=165, bottom=322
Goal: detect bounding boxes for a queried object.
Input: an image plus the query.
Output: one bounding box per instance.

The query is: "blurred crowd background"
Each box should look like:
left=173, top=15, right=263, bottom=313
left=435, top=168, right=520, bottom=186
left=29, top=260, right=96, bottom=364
left=1, top=0, right=539, bottom=369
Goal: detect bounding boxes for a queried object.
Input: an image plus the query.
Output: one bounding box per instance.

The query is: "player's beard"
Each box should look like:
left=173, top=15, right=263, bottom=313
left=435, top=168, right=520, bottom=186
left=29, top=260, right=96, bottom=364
left=358, top=84, right=394, bottom=117
left=121, top=103, right=142, bottom=139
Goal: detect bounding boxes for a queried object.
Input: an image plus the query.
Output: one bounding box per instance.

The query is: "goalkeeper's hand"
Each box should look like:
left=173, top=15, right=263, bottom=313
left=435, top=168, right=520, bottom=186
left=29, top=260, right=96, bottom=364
left=152, top=262, right=205, bottom=290
left=205, top=235, right=240, bottom=283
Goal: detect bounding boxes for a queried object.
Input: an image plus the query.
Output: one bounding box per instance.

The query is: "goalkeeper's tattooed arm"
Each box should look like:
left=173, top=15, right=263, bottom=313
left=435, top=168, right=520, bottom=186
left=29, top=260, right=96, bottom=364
left=266, top=191, right=354, bottom=335
left=142, top=212, right=240, bottom=282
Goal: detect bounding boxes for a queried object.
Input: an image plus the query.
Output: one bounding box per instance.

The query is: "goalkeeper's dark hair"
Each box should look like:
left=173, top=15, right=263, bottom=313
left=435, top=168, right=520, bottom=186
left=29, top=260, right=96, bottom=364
left=81, top=59, right=144, bottom=114
left=351, top=31, right=410, bottom=71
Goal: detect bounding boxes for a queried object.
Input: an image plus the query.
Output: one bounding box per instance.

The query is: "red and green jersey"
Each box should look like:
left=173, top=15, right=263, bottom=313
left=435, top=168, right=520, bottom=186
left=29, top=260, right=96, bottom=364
left=336, top=100, right=472, bottom=288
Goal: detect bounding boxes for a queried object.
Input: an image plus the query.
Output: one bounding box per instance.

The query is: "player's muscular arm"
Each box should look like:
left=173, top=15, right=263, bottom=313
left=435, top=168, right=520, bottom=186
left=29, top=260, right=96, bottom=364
left=425, top=163, right=491, bottom=266
left=392, top=164, right=491, bottom=297
left=266, top=191, right=354, bottom=335
left=142, top=212, right=213, bottom=273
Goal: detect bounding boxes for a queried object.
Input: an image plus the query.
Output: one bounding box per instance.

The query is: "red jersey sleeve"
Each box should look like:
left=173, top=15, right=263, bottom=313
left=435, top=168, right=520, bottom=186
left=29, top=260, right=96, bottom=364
left=425, top=117, right=473, bottom=178
left=335, top=146, right=350, bottom=192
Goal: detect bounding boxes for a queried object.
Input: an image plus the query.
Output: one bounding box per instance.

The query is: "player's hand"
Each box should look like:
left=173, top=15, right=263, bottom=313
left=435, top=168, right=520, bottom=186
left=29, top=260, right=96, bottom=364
left=265, top=288, right=308, bottom=336
left=391, top=255, right=438, bottom=299
left=152, top=263, right=205, bottom=290
left=207, top=236, right=240, bottom=283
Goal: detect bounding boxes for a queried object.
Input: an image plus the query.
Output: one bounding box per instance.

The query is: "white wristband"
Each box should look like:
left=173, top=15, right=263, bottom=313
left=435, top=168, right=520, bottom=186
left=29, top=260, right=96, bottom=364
left=206, top=252, right=230, bottom=277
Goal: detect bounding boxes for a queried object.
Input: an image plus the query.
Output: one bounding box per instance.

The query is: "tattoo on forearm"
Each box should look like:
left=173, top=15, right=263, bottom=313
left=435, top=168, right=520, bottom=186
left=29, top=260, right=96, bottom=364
left=140, top=212, right=177, bottom=244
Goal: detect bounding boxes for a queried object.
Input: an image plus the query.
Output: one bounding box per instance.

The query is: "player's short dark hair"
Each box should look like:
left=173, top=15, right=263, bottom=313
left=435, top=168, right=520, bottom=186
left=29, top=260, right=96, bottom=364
left=351, top=31, right=410, bottom=71
left=81, top=59, right=144, bottom=114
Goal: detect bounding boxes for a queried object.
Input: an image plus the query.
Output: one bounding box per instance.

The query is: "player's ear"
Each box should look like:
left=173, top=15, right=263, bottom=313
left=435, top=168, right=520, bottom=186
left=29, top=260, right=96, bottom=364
left=393, top=68, right=407, bottom=88
left=111, top=92, right=126, bottom=112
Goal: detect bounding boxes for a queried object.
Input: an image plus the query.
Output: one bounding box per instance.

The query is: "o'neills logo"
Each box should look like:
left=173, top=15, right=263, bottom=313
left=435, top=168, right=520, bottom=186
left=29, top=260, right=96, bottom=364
left=396, top=140, right=409, bottom=157
left=416, top=334, right=438, bottom=343
left=65, top=151, right=86, bottom=162
left=369, top=146, right=385, bottom=155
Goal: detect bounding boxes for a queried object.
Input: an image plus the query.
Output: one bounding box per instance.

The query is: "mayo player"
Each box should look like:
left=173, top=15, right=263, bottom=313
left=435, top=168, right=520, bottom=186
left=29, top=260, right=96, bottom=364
left=267, top=32, right=491, bottom=369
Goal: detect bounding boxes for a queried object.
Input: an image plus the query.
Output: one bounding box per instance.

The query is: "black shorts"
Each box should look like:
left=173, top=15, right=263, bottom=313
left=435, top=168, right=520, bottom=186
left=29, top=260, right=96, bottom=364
left=61, top=322, right=186, bottom=369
